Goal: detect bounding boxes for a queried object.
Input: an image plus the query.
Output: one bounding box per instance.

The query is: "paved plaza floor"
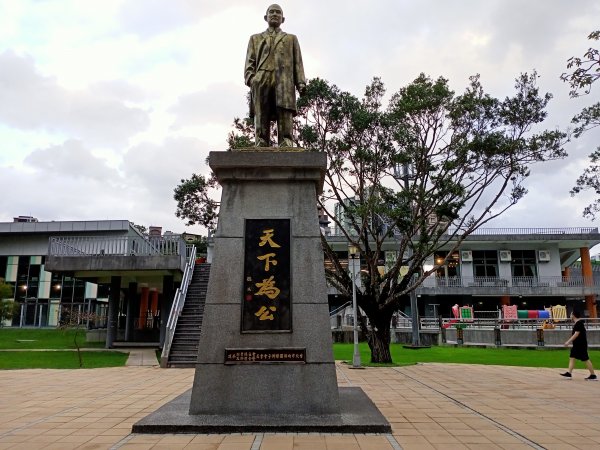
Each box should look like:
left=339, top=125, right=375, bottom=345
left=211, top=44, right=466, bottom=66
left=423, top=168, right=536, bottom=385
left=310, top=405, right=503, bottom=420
left=0, top=362, right=599, bottom=449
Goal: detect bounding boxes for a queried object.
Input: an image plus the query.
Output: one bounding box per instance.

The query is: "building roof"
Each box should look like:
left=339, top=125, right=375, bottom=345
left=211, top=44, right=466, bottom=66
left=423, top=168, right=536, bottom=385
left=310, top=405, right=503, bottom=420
left=0, top=220, right=134, bottom=235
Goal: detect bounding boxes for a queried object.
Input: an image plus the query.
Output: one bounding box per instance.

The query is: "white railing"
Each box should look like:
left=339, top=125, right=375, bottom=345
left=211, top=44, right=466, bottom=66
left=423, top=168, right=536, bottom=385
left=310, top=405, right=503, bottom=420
left=160, top=245, right=197, bottom=368
left=419, top=276, right=596, bottom=289
left=328, top=227, right=599, bottom=237
left=447, top=227, right=598, bottom=235
left=49, top=235, right=187, bottom=257
left=440, top=317, right=600, bottom=330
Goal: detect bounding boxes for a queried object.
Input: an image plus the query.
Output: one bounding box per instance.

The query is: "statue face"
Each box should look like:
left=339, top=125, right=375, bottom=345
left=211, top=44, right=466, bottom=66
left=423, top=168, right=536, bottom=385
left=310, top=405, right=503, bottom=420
left=264, top=4, right=284, bottom=28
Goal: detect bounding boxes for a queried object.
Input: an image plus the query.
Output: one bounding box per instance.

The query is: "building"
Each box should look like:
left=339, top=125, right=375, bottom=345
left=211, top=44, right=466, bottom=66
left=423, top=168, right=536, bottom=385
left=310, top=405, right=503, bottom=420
left=324, top=227, right=600, bottom=318
left=0, top=219, right=191, bottom=347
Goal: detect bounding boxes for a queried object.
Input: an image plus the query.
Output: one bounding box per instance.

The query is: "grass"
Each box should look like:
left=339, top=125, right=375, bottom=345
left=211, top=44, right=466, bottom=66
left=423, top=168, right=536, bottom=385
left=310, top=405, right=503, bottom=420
left=0, top=329, right=125, bottom=369
left=0, top=351, right=129, bottom=369
left=0, top=328, right=105, bottom=349
left=333, top=343, right=600, bottom=369
left=2, top=329, right=597, bottom=370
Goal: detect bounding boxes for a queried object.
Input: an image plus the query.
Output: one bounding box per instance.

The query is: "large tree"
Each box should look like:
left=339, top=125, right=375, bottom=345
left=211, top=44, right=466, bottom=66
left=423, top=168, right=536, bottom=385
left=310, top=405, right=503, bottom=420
left=562, top=31, right=600, bottom=219
left=175, top=73, right=567, bottom=363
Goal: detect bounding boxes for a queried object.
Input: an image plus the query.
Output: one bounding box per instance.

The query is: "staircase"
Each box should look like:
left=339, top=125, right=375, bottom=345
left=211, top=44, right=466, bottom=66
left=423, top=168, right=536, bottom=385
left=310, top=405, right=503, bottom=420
left=167, top=263, right=210, bottom=367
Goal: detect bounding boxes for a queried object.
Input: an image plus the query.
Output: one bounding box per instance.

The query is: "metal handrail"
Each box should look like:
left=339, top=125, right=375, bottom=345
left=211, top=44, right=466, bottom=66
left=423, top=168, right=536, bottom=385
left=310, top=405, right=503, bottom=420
left=329, top=301, right=352, bottom=316
left=419, top=275, right=596, bottom=289
left=447, top=227, right=598, bottom=235
left=327, top=227, right=599, bottom=237
left=160, top=245, right=197, bottom=367
left=438, top=317, right=600, bottom=330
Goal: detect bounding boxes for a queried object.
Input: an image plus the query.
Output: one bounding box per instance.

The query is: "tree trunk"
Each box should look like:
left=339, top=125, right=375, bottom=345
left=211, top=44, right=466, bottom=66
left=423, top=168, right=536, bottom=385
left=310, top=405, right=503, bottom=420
left=74, top=331, right=83, bottom=368
left=365, top=314, right=393, bottom=363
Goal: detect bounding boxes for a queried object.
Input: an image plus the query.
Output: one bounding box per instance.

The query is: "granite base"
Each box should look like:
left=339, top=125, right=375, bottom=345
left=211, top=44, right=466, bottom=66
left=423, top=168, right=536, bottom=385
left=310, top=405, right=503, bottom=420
left=132, top=387, right=391, bottom=434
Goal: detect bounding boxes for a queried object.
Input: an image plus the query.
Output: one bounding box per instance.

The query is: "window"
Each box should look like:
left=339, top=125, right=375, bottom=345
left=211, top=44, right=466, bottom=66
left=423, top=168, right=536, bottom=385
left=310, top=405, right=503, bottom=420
left=473, top=250, right=498, bottom=277
left=511, top=250, right=536, bottom=277
left=16, top=256, right=31, bottom=300
left=434, top=251, right=460, bottom=278
left=0, top=256, right=7, bottom=281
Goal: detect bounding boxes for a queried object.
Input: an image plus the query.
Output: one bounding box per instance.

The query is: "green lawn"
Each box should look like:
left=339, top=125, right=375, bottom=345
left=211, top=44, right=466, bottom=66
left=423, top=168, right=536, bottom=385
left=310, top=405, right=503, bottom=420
left=333, top=343, right=600, bottom=368
left=0, top=351, right=128, bottom=369
left=0, top=328, right=104, bottom=349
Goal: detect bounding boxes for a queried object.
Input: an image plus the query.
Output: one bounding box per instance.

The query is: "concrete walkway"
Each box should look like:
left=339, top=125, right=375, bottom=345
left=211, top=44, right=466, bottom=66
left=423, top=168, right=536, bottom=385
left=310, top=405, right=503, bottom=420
left=0, top=362, right=599, bottom=449
left=124, top=348, right=159, bottom=367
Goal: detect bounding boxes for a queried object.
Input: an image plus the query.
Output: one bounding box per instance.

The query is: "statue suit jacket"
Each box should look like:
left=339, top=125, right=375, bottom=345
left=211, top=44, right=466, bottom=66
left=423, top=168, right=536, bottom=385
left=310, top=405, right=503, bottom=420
left=245, top=29, right=305, bottom=117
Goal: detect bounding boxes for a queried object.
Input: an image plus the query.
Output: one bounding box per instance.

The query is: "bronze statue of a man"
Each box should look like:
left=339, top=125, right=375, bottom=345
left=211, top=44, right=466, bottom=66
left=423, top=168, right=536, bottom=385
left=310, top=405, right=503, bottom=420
left=244, top=4, right=306, bottom=148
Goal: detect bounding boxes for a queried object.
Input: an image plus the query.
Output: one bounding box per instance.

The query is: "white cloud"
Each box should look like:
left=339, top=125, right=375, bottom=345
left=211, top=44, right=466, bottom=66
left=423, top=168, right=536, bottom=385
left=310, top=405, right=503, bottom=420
left=169, top=82, right=248, bottom=129
left=0, top=51, right=150, bottom=146
left=0, top=0, right=598, bottom=234
left=24, top=139, right=119, bottom=182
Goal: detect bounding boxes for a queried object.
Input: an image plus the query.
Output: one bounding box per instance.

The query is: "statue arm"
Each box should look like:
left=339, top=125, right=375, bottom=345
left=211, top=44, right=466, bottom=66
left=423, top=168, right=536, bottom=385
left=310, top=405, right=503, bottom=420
left=244, top=36, right=257, bottom=87
left=292, top=35, right=306, bottom=94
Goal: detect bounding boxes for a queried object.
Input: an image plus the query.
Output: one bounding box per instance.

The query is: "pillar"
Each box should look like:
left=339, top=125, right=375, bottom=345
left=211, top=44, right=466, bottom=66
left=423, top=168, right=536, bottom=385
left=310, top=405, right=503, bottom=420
left=106, top=276, right=121, bottom=349
left=150, top=290, right=159, bottom=315
left=160, top=275, right=174, bottom=348
left=139, top=287, right=149, bottom=329
left=580, top=247, right=597, bottom=318
left=125, top=282, right=137, bottom=341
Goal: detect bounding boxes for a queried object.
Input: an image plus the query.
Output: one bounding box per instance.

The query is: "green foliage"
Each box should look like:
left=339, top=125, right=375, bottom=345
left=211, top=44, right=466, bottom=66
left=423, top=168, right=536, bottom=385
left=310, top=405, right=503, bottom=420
left=295, top=73, right=565, bottom=362
left=0, top=280, right=16, bottom=325
left=0, top=351, right=128, bottom=369
left=173, top=173, right=219, bottom=230
left=181, top=71, right=567, bottom=363
left=190, top=236, right=208, bottom=254
left=0, top=301, right=18, bottom=326
left=130, top=222, right=148, bottom=235
left=564, top=31, right=600, bottom=219
left=0, top=279, right=13, bottom=299
left=561, top=30, right=600, bottom=97
left=227, top=117, right=256, bottom=149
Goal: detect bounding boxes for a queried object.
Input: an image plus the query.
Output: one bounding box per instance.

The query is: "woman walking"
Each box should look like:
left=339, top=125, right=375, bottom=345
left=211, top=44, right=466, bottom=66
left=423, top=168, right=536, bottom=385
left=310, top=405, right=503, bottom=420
left=561, top=309, right=597, bottom=380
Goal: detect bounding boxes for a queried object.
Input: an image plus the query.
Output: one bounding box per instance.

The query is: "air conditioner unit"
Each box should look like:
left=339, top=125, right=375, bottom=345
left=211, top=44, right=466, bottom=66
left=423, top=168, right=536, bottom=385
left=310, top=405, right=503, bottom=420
left=538, top=250, right=551, bottom=262
left=499, top=250, right=512, bottom=262
left=461, top=250, right=473, bottom=262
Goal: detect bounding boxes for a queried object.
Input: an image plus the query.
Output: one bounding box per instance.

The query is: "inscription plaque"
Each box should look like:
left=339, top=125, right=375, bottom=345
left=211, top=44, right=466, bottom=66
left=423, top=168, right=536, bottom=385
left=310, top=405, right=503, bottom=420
left=242, top=219, right=291, bottom=332
left=224, top=348, right=306, bottom=364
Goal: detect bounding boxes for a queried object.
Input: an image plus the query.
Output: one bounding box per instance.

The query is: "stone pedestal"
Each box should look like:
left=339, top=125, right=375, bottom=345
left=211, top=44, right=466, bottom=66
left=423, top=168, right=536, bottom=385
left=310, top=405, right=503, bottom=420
left=190, top=150, right=338, bottom=415
left=133, top=150, right=390, bottom=433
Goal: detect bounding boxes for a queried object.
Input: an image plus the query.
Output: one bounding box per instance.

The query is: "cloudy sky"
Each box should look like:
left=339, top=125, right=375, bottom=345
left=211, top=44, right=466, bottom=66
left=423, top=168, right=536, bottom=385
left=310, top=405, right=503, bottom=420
left=0, top=0, right=599, bottom=237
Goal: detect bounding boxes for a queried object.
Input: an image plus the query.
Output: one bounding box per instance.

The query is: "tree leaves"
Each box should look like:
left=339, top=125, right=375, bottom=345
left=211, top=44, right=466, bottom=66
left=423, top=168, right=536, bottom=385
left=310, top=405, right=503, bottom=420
left=563, top=31, right=600, bottom=219
left=173, top=173, right=219, bottom=230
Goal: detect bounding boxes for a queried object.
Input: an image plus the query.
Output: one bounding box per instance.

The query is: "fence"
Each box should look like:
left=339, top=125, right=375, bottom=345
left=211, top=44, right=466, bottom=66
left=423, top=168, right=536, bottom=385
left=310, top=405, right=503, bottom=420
left=49, top=235, right=189, bottom=257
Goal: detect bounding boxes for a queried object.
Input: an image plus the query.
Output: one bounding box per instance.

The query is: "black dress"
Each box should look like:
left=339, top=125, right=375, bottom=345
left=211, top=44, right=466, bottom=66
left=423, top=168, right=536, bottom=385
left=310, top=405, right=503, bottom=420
left=570, top=319, right=589, bottom=361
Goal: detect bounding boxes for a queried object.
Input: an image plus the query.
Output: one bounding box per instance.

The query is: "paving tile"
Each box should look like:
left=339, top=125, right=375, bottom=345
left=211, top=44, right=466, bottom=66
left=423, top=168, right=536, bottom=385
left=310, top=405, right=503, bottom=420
left=214, top=443, right=253, bottom=450
left=183, top=444, right=220, bottom=450
left=3, top=364, right=600, bottom=450
left=188, top=435, right=225, bottom=444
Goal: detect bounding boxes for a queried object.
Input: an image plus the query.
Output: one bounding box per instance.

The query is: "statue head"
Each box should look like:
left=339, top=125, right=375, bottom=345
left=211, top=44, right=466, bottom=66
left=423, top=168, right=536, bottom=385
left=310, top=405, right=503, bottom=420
left=264, top=4, right=285, bottom=28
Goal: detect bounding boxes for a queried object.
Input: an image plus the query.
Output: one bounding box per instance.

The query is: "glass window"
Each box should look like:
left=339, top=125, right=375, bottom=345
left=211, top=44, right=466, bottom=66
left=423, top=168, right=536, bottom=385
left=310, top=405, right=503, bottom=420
left=0, top=256, right=7, bottom=281
left=61, top=277, right=74, bottom=303
left=16, top=256, right=30, bottom=300
left=511, top=250, right=537, bottom=277
left=434, top=251, right=460, bottom=277
left=50, top=273, right=63, bottom=299
left=473, top=250, right=498, bottom=277
left=97, top=283, right=110, bottom=298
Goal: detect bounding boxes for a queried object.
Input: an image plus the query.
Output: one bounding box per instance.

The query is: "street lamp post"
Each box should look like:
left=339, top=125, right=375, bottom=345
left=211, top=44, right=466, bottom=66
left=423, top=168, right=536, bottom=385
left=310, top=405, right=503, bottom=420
left=348, top=244, right=362, bottom=368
